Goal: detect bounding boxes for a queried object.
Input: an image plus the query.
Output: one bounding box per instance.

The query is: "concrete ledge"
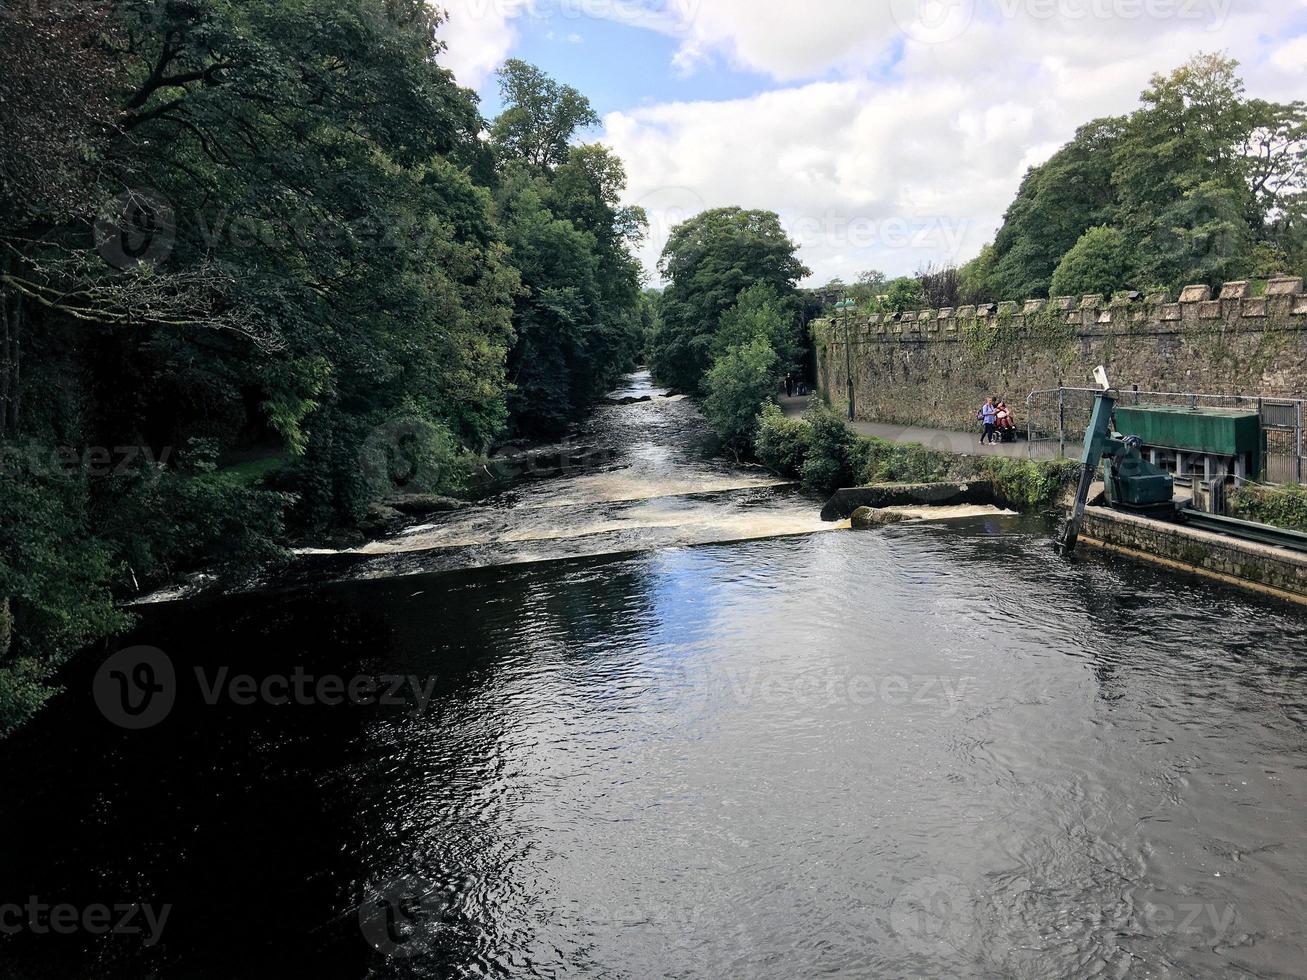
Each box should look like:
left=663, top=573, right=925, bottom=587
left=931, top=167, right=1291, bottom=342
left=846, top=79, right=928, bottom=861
left=822, top=481, right=996, bottom=521
left=1080, top=507, right=1307, bottom=605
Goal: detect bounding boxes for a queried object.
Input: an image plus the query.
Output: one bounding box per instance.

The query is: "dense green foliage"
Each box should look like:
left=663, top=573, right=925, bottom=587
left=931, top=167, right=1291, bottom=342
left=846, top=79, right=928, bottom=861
left=988, top=118, right=1123, bottom=299
left=653, top=207, right=808, bottom=450
left=494, top=65, right=647, bottom=436
left=702, top=336, right=778, bottom=452
left=754, top=403, right=860, bottom=493
left=755, top=404, right=812, bottom=478
left=1231, top=484, right=1307, bottom=533
left=1050, top=227, right=1136, bottom=299
left=0, top=2, right=646, bottom=733
left=974, top=54, right=1306, bottom=299
left=650, top=207, right=809, bottom=393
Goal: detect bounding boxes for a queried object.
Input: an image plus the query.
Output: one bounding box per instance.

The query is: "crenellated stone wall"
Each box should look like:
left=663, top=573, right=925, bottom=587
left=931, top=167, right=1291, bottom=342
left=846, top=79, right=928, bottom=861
left=812, top=277, right=1307, bottom=432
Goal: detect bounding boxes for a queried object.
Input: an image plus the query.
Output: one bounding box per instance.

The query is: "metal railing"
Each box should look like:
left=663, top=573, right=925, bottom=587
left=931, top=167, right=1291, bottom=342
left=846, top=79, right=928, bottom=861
left=1024, top=385, right=1306, bottom=484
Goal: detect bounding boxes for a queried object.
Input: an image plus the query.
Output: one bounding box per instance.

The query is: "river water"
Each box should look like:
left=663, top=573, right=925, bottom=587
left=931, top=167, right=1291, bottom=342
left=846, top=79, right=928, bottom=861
left=3, top=373, right=1307, bottom=979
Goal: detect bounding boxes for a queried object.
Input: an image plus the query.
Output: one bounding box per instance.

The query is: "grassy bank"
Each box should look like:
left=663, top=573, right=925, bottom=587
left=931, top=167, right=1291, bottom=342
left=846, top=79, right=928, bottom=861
left=1231, top=484, right=1307, bottom=534
left=754, top=403, right=1079, bottom=512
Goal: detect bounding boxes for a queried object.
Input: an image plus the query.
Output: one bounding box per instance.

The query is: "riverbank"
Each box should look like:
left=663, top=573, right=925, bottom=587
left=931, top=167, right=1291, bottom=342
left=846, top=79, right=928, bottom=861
left=759, top=398, right=1079, bottom=515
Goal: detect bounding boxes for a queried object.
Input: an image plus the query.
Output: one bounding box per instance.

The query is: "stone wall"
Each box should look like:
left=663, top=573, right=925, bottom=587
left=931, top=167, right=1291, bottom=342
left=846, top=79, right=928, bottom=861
left=1079, top=506, right=1307, bottom=605
left=812, top=277, right=1307, bottom=432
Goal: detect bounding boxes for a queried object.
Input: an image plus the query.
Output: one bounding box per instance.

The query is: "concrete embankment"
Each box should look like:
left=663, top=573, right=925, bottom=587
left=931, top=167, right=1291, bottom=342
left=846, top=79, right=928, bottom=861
left=822, top=481, right=1009, bottom=521
left=1080, top=506, right=1307, bottom=606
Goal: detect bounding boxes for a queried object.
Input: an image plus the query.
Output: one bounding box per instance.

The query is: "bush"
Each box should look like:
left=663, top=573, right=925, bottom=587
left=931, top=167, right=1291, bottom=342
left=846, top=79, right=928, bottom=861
left=754, top=404, right=1080, bottom=507
left=800, top=404, right=859, bottom=492
left=702, top=336, right=779, bottom=451
left=980, top=457, right=1080, bottom=510
left=0, top=469, right=130, bottom=736
left=859, top=438, right=958, bottom=485
left=754, top=404, right=811, bottom=478
left=1050, top=226, right=1135, bottom=298
left=95, top=439, right=292, bottom=586
left=1231, top=484, right=1307, bottom=533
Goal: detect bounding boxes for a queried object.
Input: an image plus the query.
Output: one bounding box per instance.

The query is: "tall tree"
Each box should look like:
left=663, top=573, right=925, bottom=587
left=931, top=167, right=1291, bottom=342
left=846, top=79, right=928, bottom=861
left=490, top=59, right=600, bottom=171
left=988, top=117, right=1123, bottom=299
left=651, top=207, right=808, bottom=392
left=492, top=64, right=646, bottom=435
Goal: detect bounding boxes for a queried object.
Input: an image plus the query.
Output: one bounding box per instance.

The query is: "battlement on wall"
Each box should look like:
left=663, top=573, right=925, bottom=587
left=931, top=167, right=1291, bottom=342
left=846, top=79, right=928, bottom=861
left=815, top=277, right=1307, bottom=342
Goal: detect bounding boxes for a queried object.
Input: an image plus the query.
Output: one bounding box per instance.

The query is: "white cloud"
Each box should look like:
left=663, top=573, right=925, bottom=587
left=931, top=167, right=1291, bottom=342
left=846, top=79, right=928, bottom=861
left=599, top=0, right=1307, bottom=286
left=432, top=0, right=1307, bottom=285
left=1271, top=34, right=1307, bottom=73
left=437, top=0, right=532, bottom=89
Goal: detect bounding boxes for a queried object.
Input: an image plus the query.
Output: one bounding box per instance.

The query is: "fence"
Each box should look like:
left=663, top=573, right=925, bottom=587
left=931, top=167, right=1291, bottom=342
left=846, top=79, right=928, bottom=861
left=1024, top=386, right=1306, bottom=485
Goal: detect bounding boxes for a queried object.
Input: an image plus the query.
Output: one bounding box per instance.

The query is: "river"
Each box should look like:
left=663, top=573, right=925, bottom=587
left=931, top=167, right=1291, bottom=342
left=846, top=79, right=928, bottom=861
left=2, top=372, right=1306, bottom=979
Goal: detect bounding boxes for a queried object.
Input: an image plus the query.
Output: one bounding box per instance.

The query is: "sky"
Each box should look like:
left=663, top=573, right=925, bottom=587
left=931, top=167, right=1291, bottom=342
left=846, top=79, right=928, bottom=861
left=437, top=0, right=1307, bottom=287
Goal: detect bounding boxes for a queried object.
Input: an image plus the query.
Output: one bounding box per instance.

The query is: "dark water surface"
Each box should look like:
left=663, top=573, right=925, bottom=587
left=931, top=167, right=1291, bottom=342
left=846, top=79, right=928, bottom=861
left=3, top=377, right=1307, bottom=979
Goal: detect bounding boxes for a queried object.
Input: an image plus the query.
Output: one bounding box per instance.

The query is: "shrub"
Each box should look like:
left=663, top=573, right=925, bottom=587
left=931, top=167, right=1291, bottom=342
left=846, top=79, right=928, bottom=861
left=0, top=469, right=130, bottom=736
left=754, top=403, right=811, bottom=478
left=96, top=439, right=292, bottom=585
left=703, top=336, right=779, bottom=451
left=1050, top=226, right=1135, bottom=298
left=980, top=458, right=1080, bottom=510
left=800, top=404, right=859, bottom=492
left=1231, top=484, right=1307, bottom=533
left=859, top=438, right=958, bottom=485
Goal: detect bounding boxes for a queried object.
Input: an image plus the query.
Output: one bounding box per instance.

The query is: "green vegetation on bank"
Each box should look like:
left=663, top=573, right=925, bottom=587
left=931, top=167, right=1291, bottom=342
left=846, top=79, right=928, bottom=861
left=0, top=2, right=647, bottom=734
left=650, top=207, right=809, bottom=396
left=647, top=206, right=811, bottom=452
left=1231, top=484, right=1307, bottom=534
left=755, top=404, right=1079, bottom=510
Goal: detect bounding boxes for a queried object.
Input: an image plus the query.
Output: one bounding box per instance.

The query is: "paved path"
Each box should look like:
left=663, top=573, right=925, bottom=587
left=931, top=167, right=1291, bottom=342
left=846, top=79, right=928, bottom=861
left=779, top=395, right=1061, bottom=460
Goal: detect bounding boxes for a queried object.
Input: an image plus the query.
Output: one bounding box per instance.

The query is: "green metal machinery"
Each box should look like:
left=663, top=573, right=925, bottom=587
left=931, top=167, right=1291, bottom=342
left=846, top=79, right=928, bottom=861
left=1059, top=386, right=1176, bottom=551
left=1114, top=404, right=1262, bottom=480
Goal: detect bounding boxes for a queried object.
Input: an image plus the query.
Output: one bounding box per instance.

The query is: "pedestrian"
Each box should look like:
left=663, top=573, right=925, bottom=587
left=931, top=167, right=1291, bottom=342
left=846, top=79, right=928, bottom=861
left=977, top=397, right=998, bottom=445
left=785, top=373, right=794, bottom=398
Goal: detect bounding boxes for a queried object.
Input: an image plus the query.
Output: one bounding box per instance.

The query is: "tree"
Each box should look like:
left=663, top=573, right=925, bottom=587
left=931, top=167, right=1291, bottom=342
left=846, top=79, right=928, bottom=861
left=980, top=53, right=1307, bottom=297
left=881, top=277, right=925, bottom=313
left=916, top=262, right=961, bottom=309
left=499, top=176, right=603, bottom=435
left=1050, top=227, right=1136, bottom=298
left=651, top=207, right=809, bottom=392
left=490, top=59, right=600, bottom=171
left=713, top=284, right=802, bottom=372
left=702, top=336, right=778, bottom=451
left=491, top=65, right=647, bottom=435
left=1140, top=182, right=1255, bottom=289
left=958, top=245, right=997, bottom=305
left=0, top=0, right=526, bottom=733
left=848, top=270, right=888, bottom=308
left=989, top=117, right=1124, bottom=299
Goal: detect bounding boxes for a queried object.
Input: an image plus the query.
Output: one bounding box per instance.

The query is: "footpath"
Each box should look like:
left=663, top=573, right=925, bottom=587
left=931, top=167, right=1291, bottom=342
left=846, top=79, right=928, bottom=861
left=779, top=395, right=1060, bottom=461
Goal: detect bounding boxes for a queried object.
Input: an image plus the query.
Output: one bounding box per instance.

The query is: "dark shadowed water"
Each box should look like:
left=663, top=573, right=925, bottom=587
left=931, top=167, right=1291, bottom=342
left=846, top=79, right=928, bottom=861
left=3, top=375, right=1307, bottom=979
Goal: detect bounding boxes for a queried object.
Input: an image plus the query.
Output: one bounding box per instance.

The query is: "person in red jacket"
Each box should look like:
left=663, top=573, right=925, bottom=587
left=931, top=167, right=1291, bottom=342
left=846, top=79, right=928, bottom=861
left=995, top=402, right=1016, bottom=442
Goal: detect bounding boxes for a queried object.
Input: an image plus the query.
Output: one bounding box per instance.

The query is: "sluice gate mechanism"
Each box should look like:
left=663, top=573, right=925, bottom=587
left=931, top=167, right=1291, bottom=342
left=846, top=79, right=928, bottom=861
left=1058, top=370, right=1303, bottom=557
